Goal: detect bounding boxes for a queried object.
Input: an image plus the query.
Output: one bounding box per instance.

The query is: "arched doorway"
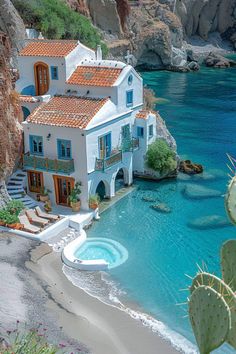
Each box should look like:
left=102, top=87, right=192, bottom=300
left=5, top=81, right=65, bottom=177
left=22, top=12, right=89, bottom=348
left=22, top=106, right=30, bottom=120
left=115, top=168, right=126, bottom=192
left=34, top=62, right=49, bottom=95
left=96, top=181, right=107, bottom=201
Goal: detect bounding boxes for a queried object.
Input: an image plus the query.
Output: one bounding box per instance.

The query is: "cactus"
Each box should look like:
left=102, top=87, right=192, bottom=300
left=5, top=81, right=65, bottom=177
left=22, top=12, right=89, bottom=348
left=221, top=239, right=236, bottom=293
left=189, top=285, right=230, bottom=354
left=225, top=175, right=236, bottom=225
left=190, top=272, right=236, bottom=349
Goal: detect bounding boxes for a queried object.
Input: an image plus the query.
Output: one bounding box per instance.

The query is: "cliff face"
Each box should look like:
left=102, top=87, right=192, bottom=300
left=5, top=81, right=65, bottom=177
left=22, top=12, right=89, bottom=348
left=0, top=33, right=23, bottom=181
left=0, top=0, right=25, bottom=66
left=84, top=0, right=235, bottom=69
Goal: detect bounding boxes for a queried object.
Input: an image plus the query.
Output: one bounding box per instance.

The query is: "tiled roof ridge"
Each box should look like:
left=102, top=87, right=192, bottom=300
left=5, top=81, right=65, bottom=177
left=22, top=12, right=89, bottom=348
left=54, top=94, right=108, bottom=102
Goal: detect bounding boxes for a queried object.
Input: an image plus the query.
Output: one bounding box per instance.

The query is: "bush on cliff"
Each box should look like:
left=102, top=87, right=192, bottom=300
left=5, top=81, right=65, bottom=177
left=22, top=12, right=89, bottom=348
left=12, top=0, right=108, bottom=55
left=146, top=139, right=177, bottom=174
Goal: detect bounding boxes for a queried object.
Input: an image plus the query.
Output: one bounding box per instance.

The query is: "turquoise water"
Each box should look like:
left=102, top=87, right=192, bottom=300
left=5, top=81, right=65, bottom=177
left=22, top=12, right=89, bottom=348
left=86, top=67, right=236, bottom=352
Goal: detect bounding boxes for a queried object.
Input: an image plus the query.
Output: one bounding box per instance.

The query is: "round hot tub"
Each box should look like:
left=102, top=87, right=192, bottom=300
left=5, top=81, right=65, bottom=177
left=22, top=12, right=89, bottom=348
left=74, top=238, right=128, bottom=269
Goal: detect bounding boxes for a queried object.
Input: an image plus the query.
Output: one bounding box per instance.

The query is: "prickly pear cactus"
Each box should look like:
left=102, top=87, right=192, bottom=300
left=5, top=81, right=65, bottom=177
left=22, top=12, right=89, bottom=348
left=189, top=285, right=230, bottom=354
left=221, top=240, right=236, bottom=293
left=225, top=175, right=236, bottom=225
left=190, top=272, right=236, bottom=349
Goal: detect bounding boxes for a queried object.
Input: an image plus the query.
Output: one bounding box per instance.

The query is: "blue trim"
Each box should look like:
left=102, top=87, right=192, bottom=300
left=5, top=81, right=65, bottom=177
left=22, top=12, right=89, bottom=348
left=51, top=66, right=58, bottom=80
left=137, top=126, right=144, bottom=138
left=126, top=90, right=133, bottom=107
left=57, top=139, right=72, bottom=160
left=21, top=85, right=36, bottom=96
left=22, top=106, right=30, bottom=120
left=29, top=135, right=44, bottom=156
left=98, top=132, right=112, bottom=159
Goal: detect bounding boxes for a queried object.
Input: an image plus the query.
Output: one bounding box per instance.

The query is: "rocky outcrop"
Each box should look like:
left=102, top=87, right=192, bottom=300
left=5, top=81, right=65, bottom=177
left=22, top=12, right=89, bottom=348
left=179, top=160, right=203, bottom=174
left=0, top=33, right=23, bottom=181
left=205, top=51, right=236, bottom=67
left=0, top=0, right=25, bottom=66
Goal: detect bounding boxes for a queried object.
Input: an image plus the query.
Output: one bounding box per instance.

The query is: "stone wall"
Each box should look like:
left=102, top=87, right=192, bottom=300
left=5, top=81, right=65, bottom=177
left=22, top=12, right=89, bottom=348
left=0, top=32, right=23, bottom=182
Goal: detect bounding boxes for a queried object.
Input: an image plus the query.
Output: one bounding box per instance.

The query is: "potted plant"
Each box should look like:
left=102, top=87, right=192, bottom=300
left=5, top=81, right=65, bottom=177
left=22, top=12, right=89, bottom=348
left=44, top=200, right=52, bottom=213
left=6, top=200, right=24, bottom=215
left=68, top=182, right=82, bottom=212
left=89, top=194, right=100, bottom=210
left=4, top=211, right=22, bottom=229
left=39, top=187, right=50, bottom=202
left=0, top=209, right=6, bottom=226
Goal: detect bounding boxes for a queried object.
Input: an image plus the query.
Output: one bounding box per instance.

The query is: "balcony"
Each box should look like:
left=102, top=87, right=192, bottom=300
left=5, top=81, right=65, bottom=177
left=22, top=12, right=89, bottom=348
left=95, top=151, right=122, bottom=171
left=122, top=137, right=139, bottom=152
left=23, top=153, right=75, bottom=175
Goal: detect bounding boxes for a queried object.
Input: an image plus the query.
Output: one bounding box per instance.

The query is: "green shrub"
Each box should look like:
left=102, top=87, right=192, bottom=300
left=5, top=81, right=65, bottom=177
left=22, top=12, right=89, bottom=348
left=5, top=200, right=24, bottom=216
left=0, top=210, right=19, bottom=225
left=146, top=139, right=177, bottom=174
left=12, top=0, right=108, bottom=55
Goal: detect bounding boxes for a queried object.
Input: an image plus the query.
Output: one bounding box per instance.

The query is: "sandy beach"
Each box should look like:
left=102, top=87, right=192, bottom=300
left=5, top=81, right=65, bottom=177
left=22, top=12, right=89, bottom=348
left=0, top=231, right=179, bottom=354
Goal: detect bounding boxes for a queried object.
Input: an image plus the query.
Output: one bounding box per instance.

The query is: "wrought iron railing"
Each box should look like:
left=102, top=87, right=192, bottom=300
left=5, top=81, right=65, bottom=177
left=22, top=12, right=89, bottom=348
left=95, top=151, right=122, bottom=171
left=23, top=153, right=75, bottom=175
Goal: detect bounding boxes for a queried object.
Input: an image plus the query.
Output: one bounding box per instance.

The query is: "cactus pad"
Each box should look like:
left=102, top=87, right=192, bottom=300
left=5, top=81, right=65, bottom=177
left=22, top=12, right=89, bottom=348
left=225, top=175, right=236, bottom=225
left=190, top=272, right=236, bottom=349
left=189, top=285, right=230, bottom=354
left=221, top=240, right=236, bottom=292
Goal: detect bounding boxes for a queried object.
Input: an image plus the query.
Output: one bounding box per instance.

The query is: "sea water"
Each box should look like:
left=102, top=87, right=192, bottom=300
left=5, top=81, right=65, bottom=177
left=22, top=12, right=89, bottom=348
left=63, top=66, right=236, bottom=353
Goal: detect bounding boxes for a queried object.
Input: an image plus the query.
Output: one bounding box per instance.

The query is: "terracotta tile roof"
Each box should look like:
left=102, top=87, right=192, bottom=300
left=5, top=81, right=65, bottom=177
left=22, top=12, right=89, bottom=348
left=27, top=95, right=109, bottom=129
left=19, top=95, right=40, bottom=103
left=136, top=110, right=151, bottom=119
left=19, top=40, right=78, bottom=57
left=67, top=66, right=123, bottom=87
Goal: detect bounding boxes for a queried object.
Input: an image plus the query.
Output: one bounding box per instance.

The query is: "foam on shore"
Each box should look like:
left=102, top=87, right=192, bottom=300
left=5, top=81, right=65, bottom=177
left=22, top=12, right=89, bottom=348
left=62, top=265, right=197, bottom=354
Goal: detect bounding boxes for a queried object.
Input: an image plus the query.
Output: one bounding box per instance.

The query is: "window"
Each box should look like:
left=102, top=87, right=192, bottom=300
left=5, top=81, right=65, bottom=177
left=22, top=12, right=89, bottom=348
left=126, top=90, right=133, bottom=107
left=28, top=171, right=43, bottom=193
left=128, top=74, right=133, bottom=86
left=57, top=139, right=72, bottom=159
left=51, top=66, right=58, bottom=80
left=98, top=133, right=111, bottom=159
left=137, top=126, right=144, bottom=138
left=29, top=135, right=43, bottom=155
left=149, top=124, right=153, bottom=138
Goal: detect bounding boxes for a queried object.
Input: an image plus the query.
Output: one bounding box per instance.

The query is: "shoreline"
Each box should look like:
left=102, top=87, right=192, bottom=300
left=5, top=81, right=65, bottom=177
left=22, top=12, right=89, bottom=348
left=27, top=242, right=180, bottom=354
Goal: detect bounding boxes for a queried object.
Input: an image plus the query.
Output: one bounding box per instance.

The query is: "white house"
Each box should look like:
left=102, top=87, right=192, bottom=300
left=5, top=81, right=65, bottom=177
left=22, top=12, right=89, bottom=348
left=16, top=39, right=158, bottom=210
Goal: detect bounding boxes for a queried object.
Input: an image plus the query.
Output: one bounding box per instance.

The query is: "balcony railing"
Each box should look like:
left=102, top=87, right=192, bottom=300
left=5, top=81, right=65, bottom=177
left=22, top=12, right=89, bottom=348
left=23, top=153, right=75, bottom=175
left=122, top=137, right=139, bottom=152
left=95, top=151, right=122, bottom=171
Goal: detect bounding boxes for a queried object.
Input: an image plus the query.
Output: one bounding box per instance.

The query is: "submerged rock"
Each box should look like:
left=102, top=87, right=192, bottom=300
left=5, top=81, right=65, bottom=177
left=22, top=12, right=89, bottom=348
left=183, top=184, right=222, bottom=199
left=150, top=203, right=171, bottom=213
left=179, top=160, right=203, bottom=175
left=141, top=196, right=157, bottom=203
left=188, top=215, right=231, bottom=230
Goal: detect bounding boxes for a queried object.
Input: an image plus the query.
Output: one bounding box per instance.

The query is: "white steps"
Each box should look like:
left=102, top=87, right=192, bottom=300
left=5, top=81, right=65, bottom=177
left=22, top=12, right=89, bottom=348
left=6, top=170, right=38, bottom=209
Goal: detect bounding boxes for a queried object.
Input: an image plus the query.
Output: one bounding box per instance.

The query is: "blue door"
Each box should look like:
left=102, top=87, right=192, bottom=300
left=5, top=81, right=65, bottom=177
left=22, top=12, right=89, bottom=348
left=99, top=133, right=111, bottom=159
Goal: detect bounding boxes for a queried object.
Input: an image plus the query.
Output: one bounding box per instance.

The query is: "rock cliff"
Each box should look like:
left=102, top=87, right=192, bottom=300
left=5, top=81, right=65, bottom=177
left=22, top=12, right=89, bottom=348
left=0, top=0, right=25, bottom=66
left=84, top=0, right=235, bottom=69
left=0, top=32, right=23, bottom=181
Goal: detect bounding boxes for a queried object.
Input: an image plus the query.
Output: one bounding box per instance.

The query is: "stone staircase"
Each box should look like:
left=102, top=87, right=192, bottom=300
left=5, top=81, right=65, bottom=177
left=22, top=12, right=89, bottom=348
left=6, top=170, right=38, bottom=209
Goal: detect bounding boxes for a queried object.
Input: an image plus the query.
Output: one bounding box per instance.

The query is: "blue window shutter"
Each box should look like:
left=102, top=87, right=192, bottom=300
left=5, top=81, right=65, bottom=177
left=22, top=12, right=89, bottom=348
left=137, top=127, right=144, bottom=138
left=51, top=66, right=58, bottom=80
left=149, top=125, right=153, bottom=137
left=126, top=90, right=133, bottom=106
left=106, top=133, right=111, bottom=157
left=57, top=139, right=71, bottom=159
left=29, top=135, right=43, bottom=155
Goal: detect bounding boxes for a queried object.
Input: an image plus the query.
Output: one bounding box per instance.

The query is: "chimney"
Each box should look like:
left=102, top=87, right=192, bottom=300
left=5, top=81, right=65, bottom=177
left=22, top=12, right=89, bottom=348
left=96, top=45, right=102, bottom=61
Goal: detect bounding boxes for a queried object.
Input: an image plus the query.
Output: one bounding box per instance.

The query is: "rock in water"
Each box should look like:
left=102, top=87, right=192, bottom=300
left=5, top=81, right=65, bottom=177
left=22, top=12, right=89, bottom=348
left=188, top=215, right=231, bottom=230
left=205, top=52, right=236, bottom=68
left=141, top=196, right=157, bottom=203
left=179, top=160, right=203, bottom=174
left=150, top=203, right=171, bottom=213
left=183, top=184, right=222, bottom=199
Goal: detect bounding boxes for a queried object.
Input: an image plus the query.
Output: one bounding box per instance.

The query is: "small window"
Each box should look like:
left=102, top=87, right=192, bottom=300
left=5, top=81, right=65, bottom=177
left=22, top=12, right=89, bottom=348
left=137, top=126, right=144, bottom=138
left=149, top=125, right=153, bottom=137
left=128, top=74, right=133, bottom=85
left=126, top=90, right=133, bottom=107
left=57, top=139, right=71, bottom=159
left=29, top=135, right=43, bottom=155
left=51, top=66, right=58, bottom=80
